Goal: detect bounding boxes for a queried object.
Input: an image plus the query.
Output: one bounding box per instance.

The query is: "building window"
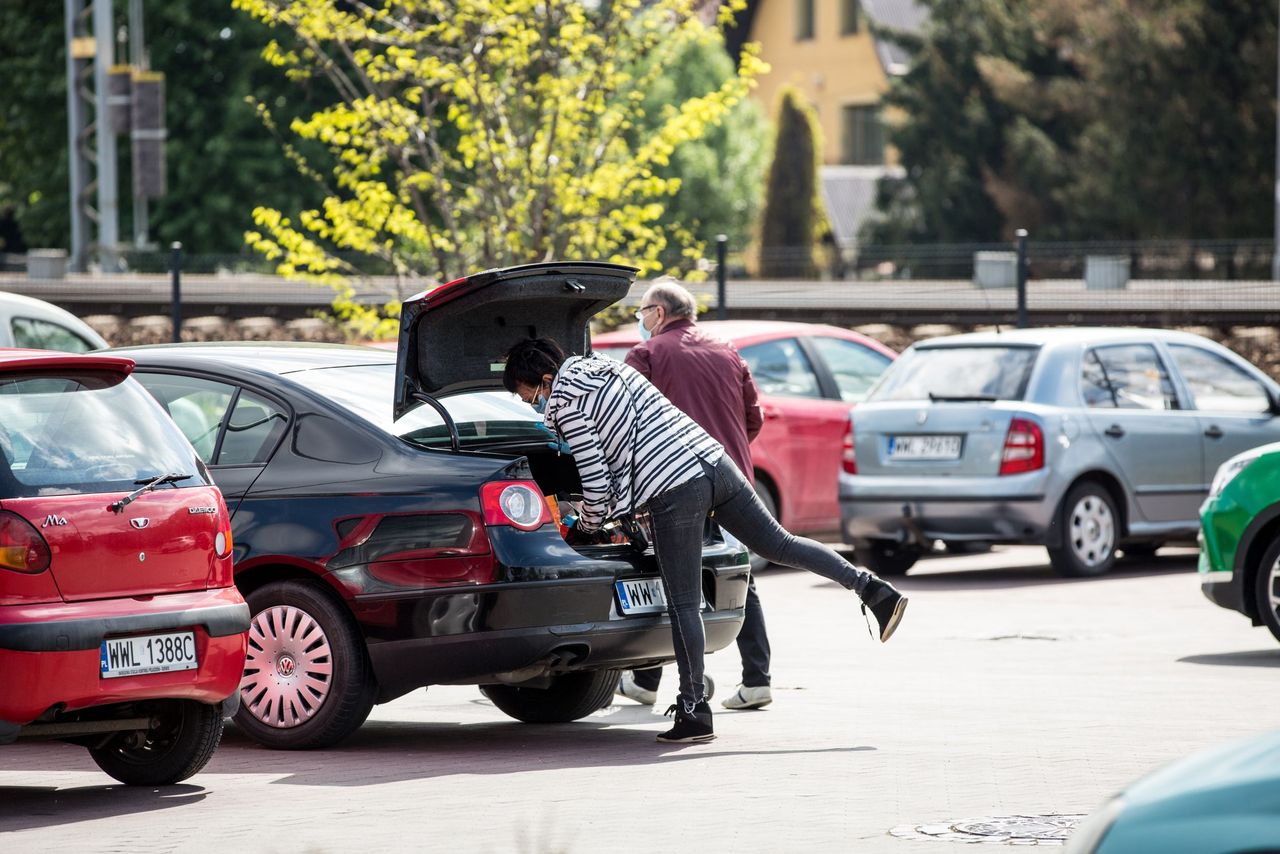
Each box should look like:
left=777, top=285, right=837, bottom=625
left=841, top=105, right=884, bottom=165
left=795, top=0, right=814, bottom=40
left=841, top=0, right=861, bottom=35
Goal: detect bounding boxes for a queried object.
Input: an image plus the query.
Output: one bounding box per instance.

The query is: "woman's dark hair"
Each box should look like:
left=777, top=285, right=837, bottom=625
left=502, top=337, right=566, bottom=393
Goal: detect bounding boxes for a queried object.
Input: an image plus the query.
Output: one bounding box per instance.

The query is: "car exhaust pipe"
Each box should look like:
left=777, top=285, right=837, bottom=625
left=487, top=647, right=590, bottom=684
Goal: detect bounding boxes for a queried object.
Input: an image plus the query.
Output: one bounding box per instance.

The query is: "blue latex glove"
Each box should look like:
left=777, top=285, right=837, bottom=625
left=561, top=514, right=578, bottom=530
left=535, top=423, right=572, bottom=454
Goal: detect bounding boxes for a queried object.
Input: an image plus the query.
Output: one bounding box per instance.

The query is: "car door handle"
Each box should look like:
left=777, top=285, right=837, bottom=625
left=1204, top=425, right=1224, bottom=439
left=1104, top=424, right=1125, bottom=438
left=763, top=407, right=781, bottom=420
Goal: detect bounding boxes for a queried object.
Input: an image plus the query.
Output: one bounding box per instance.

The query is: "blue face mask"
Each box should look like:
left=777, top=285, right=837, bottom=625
left=532, top=392, right=548, bottom=414
left=638, top=320, right=652, bottom=342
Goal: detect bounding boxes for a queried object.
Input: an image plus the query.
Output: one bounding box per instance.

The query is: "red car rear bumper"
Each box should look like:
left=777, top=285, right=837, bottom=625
left=0, top=586, right=248, bottom=724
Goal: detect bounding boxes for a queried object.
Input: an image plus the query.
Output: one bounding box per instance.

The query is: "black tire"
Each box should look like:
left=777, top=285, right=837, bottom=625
left=1121, top=542, right=1163, bottom=560
left=855, top=539, right=919, bottom=576
left=1047, top=481, right=1119, bottom=577
left=1252, top=537, right=1280, bottom=644
left=88, top=700, right=223, bottom=786
left=749, top=480, right=778, bottom=574
left=481, top=669, right=621, bottom=723
left=235, top=581, right=377, bottom=750
left=943, top=540, right=991, bottom=555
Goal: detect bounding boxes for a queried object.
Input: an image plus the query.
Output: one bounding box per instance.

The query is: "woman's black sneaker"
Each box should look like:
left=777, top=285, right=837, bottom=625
left=861, top=577, right=908, bottom=642
left=657, top=701, right=715, bottom=743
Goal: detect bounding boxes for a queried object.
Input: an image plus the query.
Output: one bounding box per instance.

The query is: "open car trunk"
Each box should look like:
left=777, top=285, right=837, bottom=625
left=391, top=261, right=653, bottom=550
left=482, top=437, right=657, bottom=554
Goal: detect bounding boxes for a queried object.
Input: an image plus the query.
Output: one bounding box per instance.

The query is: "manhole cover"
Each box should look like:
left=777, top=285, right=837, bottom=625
left=889, top=814, right=1084, bottom=846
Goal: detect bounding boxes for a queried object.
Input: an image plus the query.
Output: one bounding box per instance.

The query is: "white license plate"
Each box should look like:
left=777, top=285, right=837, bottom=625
left=888, top=434, right=963, bottom=460
left=615, top=578, right=709, bottom=616
left=616, top=578, right=668, bottom=615
left=100, top=631, right=198, bottom=679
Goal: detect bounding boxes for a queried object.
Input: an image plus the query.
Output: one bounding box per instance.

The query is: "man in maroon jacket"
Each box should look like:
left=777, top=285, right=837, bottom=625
left=617, top=277, right=775, bottom=711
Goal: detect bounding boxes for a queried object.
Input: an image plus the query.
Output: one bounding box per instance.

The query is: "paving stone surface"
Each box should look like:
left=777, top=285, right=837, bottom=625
left=2, top=546, right=1276, bottom=853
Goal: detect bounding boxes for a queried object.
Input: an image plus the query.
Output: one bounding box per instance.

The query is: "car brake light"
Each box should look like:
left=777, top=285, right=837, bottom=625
left=0, top=511, right=51, bottom=574
left=999, top=417, right=1044, bottom=476
left=215, top=524, right=233, bottom=559
left=841, top=421, right=857, bottom=475
left=480, top=481, right=553, bottom=531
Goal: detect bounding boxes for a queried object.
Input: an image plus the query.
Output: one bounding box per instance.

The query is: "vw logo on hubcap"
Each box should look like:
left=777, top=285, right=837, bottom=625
left=277, top=655, right=297, bottom=678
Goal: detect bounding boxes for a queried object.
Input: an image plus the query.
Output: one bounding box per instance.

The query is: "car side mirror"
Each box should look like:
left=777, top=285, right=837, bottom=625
left=1269, top=390, right=1280, bottom=416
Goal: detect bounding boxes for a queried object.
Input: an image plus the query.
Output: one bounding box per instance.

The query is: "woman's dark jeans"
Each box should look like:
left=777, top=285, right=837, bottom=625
left=645, top=454, right=872, bottom=713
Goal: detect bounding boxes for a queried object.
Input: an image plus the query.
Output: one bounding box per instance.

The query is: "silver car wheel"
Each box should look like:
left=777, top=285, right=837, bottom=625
left=1068, top=494, right=1115, bottom=568
left=241, top=604, right=334, bottom=729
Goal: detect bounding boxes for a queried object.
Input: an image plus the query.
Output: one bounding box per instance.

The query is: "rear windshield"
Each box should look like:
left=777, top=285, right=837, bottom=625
left=0, top=371, right=207, bottom=497
left=287, top=363, right=548, bottom=449
left=868, top=346, right=1038, bottom=403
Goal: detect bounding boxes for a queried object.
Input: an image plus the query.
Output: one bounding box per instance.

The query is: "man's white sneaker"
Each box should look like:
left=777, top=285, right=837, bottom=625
left=721, top=684, right=772, bottom=710
left=616, top=671, right=658, bottom=705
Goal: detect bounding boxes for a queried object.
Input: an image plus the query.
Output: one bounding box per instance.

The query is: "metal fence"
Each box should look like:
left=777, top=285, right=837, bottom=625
left=746, top=238, right=1277, bottom=282
left=1, top=239, right=1279, bottom=334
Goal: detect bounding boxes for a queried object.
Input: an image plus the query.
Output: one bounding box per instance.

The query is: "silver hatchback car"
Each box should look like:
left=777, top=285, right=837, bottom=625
left=840, top=328, right=1280, bottom=577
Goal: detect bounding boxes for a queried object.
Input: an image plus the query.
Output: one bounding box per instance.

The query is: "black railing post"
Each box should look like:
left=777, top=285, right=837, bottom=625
left=170, top=241, right=183, bottom=343
left=1015, top=228, right=1029, bottom=328
left=716, top=234, right=728, bottom=320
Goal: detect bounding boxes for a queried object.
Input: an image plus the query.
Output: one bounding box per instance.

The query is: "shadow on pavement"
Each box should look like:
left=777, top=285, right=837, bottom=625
left=0, top=783, right=206, bottom=833
left=211, top=712, right=876, bottom=788
left=1178, top=649, right=1280, bottom=668
left=770, top=551, right=1197, bottom=592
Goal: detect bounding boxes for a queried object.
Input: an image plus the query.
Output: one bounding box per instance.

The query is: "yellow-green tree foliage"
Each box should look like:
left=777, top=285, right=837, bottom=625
left=235, top=0, right=765, bottom=337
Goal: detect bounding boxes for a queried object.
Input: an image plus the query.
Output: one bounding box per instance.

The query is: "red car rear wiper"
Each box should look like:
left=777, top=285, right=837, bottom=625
left=109, top=472, right=193, bottom=513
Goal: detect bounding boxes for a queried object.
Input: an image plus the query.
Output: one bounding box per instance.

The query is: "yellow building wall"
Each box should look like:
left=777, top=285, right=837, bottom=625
left=748, top=0, right=890, bottom=164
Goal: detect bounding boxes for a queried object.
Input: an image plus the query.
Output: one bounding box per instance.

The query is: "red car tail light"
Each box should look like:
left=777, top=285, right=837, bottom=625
left=841, top=420, right=858, bottom=475
left=999, top=417, right=1044, bottom=476
left=0, top=511, right=51, bottom=574
left=480, top=481, right=553, bottom=531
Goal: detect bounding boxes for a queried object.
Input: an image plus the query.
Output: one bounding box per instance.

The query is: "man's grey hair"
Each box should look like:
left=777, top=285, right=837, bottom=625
left=643, top=276, right=697, bottom=320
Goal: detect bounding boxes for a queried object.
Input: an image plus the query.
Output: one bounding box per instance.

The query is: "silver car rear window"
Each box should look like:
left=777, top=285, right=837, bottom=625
left=868, top=346, right=1038, bottom=402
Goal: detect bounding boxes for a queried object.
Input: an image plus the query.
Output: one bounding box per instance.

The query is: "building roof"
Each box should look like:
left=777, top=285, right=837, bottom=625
left=821, top=165, right=905, bottom=250
left=861, top=0, right=929, bottom=76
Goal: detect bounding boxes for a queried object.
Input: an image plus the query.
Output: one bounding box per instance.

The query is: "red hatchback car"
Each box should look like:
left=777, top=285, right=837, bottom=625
left=0, top=350, right=248, bottom=785
left=594, top=321, right=896, bottom=566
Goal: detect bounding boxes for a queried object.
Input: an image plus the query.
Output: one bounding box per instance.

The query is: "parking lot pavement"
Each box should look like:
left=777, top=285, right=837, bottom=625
left=3, top=545, right=1279, bottom=853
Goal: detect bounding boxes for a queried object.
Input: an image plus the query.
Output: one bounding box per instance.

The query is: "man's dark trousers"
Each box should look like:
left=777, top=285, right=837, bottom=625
left=633, top=574, right=771, bottom=693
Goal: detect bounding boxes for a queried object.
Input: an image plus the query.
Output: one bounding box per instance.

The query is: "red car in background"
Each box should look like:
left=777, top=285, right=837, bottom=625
left=0, top=350, right=247, bottom=785
left=594, top=321, right=896, bottom=566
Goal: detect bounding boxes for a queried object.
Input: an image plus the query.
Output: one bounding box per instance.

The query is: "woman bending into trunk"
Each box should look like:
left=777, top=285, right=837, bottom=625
left=502, top=337, right=907, bottom=743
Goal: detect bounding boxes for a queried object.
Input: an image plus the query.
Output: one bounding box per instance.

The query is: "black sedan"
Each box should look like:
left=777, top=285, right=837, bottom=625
left=115, top=263, right=749, bottom=749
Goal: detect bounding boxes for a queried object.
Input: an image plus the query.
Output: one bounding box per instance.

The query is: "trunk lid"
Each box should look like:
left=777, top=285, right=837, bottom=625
left=394, top=262, right=637, bottom=418
left=853, top=401, right=1021, bottom=477
left=2, top=486, right=226, bottom=602
left=854, top=342, right=1040, bottom=477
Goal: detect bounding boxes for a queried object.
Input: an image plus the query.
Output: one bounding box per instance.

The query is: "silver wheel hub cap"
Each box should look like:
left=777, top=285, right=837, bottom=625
left=1268, top=558, right=1280, bottom=619
left=1069, top=494, right=1114, bottom=568
left=241, top=604, right=334, bottom=729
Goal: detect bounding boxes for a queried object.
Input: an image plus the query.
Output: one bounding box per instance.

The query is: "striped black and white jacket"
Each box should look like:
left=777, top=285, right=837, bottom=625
left=543, top=355, right=724, bottom=531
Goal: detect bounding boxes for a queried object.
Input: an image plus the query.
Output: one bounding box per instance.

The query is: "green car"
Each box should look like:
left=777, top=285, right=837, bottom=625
left=1199, top=441, right=1280, bottom=641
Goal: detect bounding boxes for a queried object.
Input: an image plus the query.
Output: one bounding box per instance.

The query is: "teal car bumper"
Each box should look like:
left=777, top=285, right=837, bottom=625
left=1068, top=730, right=1280, bottom=854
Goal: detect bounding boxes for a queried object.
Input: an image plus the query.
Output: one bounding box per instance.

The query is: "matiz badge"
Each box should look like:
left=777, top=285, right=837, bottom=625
left=129, top=518, right=150, bottom=529
left=188, top=506, right=217, bottom=515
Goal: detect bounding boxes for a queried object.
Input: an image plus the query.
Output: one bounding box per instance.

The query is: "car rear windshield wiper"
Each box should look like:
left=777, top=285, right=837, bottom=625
left=928, top=393, right=998, bottom=402
left=109, top=472, right=193, bottom=513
